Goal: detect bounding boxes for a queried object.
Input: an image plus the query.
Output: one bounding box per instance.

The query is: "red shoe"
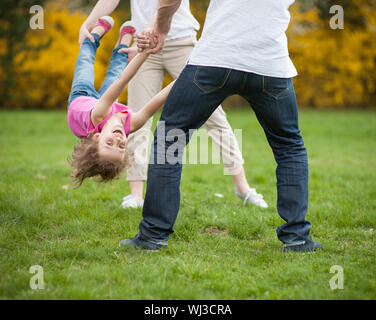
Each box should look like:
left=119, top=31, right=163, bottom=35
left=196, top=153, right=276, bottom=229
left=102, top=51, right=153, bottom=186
left=116, top=20, right=136, bottom=47
left=92, top=16, right=114, bottom=39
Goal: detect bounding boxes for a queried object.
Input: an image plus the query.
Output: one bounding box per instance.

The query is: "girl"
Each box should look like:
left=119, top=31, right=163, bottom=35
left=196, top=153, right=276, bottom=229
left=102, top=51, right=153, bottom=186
left=67, top=16, right=173, bottom=187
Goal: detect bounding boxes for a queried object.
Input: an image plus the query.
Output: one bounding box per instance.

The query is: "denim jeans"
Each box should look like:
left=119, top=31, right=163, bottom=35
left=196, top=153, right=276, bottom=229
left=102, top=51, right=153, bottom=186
left=68, top=33, right=129, bottom=107
left=139, top=64, right=312, bottom=245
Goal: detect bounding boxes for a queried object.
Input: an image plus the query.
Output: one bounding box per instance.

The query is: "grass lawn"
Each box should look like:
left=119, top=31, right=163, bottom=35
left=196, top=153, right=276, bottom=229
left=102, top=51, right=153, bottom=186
left=0, top=108, right=375, bottom=300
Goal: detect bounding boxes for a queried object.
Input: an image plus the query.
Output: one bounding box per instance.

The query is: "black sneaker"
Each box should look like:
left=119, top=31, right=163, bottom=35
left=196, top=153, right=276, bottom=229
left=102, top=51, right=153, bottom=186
left=119, top=233, right=167, bottom=251
left=283, top=237, right=322, bottom=252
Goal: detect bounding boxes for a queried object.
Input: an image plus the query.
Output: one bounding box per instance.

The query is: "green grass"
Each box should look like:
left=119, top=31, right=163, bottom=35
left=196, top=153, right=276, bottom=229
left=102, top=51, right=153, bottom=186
left=0, top=108, right=375, bottom=300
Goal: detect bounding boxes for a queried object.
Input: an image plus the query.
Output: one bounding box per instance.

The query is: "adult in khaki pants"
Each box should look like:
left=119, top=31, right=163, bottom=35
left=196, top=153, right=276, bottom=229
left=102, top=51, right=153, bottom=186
left=79, top=0, right=267, bottom=209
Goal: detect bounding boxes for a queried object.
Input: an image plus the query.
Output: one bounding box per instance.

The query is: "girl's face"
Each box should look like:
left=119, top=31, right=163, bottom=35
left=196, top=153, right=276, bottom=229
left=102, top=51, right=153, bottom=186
left=93, top=113, right=127, bottom=162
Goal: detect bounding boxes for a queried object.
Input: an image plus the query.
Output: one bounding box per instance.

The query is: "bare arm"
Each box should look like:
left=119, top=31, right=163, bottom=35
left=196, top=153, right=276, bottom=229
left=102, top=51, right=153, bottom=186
left=130, top=81, right=176, bottom=133
left=91, top=53, right=149, bottom=126
left=155, top=0, right=182, bottom=34
left=79, top=0, right=120, bottom=46
left=137, top=0, right=182, bottom=54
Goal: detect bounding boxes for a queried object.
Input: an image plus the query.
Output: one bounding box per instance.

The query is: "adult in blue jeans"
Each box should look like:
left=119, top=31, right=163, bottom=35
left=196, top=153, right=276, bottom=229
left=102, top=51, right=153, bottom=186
left=120, top=0, right=322, bottom=252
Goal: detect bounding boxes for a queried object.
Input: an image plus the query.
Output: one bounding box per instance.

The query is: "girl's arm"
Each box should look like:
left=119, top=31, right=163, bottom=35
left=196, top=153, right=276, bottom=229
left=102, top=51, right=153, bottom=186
left=130, top=80, right=176, bottom=133
left=91, top=53, right=149, bottom=126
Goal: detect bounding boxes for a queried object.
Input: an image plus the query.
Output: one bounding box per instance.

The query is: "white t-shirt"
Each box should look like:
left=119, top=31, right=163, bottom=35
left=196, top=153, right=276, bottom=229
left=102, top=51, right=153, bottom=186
left=188, top=0, right=298, bottom=78
left=131, top=0, right=200, bottom=41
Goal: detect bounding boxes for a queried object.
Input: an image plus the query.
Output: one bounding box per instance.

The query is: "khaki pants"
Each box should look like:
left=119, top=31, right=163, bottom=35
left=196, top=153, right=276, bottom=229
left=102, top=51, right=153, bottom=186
left=126, top=36, right=244, bottom=181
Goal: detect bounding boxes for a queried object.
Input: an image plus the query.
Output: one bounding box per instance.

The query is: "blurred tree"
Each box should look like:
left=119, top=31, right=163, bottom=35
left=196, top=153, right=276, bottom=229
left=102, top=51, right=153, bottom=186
left=313, top=0, right=371, bottom=28
left=288, top=1, right=376, bottom=107
left=0, top=0, right=49, bottom=107
left=9, top=1, right=130, bottom=109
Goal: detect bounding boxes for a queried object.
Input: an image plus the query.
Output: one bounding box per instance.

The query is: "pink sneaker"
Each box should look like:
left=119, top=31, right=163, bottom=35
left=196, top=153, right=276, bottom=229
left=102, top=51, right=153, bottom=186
left=92, top=16, right=114, bottom=38
left=116, top=21, right=136, bottom=47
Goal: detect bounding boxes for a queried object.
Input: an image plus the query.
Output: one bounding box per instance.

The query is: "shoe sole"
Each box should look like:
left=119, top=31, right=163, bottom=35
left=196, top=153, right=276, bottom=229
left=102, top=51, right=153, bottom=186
left=283, top=245, right=322, bottom=253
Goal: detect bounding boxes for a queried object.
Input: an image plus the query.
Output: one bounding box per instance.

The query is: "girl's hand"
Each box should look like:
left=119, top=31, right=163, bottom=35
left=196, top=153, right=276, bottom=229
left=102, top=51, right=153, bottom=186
left=117, top=46, right=138, bottom=62
left=137, top=28, right=164, bottom=54
left=79, top=21, right=95, bottom=46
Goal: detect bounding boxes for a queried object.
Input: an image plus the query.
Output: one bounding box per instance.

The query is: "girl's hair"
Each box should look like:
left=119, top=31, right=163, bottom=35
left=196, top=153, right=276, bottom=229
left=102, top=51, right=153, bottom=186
left=69, top=132, right=129, bottom=188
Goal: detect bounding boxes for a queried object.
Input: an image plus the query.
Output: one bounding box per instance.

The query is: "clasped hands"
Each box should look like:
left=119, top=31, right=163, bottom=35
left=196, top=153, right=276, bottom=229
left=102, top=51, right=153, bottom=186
left=118, top=27, right=167, bottom=61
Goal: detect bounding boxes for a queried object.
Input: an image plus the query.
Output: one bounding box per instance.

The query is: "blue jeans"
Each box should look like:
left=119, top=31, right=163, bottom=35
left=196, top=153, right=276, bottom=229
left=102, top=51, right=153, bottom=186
left=68, top=33, right=129, bottom=107
left=139, top=65, right=312, bottom=245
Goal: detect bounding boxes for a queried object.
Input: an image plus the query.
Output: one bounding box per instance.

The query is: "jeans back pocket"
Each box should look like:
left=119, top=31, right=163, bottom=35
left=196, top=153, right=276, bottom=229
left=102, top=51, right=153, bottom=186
left=193, top=66, right=231, bottom=93
left=262, top=76, right=290, bottom=99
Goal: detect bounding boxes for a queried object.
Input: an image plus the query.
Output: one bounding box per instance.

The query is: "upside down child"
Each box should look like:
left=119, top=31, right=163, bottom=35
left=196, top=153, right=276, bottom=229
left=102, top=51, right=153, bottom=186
left=67, top=16, right=174, bottom=186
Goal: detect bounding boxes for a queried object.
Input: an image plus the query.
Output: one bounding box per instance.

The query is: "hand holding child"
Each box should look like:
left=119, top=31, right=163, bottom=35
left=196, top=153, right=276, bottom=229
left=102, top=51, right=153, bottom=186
left=137, top=27, right=167, bottom=54
left=136, top=28, right=162, bottom=54
left=117, top=28, right=155, bottom=62
left=78, top=20, right=96, bottom=46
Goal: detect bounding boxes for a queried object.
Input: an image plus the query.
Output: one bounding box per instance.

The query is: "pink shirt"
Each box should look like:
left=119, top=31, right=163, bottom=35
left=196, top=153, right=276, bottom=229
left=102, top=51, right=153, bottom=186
left=67, top=97, right=132, bottom=138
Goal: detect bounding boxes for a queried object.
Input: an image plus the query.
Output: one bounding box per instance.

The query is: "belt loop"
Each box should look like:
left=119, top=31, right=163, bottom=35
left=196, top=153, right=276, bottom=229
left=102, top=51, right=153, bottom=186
left=241, top=72, right=248, bottom=92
